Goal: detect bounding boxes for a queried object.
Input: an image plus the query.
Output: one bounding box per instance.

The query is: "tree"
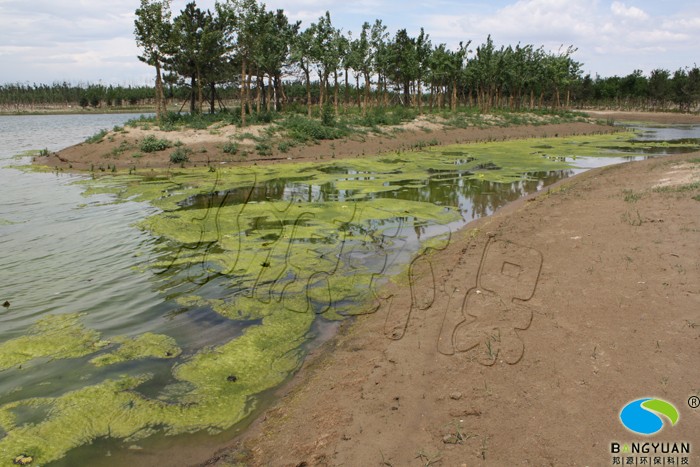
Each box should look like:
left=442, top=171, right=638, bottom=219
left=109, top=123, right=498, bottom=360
left=291, top=26, right=315, bottom=116
left=134, top=0, right=172, bottom=121
left=386, top=29, right=417, bottom=106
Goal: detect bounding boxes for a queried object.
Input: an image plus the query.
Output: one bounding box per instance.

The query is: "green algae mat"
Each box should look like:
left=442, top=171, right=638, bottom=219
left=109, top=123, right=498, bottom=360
left=2, top=129, right=699, bottom=465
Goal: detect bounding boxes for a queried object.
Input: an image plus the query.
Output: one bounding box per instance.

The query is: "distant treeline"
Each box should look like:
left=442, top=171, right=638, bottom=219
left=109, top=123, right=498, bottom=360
left=128, top=0, right=699, bottom=120
left=3, top=68, right=698, bottom=115
left=574, top=68, right=700, bottom=112
left=1, top=0, right=698, bottom=115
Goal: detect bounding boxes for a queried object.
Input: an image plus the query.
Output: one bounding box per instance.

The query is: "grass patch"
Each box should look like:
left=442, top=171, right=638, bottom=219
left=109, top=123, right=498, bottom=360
left=277, top=141, right=294, bottom=153
left=140, top=135, right=172, bottom=153
left=255, top=142, right=273, bottom=156
left=279, top=115, right=348, bottom=142
left=652, top=181, right=700, bottom=193
left=222, top=141, right=239, bottom=154
left=622, top=189, right=643, bottom=202
left=85, top=129, right=108, bottom=144
left=170, top=147, right=191, bottom=164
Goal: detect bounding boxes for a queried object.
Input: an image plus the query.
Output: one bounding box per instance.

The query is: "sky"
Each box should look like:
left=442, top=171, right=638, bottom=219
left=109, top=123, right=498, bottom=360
left=0, top=0, right=698, bottom=86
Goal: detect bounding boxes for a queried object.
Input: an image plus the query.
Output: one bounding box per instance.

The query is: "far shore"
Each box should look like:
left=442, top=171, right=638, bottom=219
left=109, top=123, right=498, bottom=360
left=27, top=108, right=700, bottom=174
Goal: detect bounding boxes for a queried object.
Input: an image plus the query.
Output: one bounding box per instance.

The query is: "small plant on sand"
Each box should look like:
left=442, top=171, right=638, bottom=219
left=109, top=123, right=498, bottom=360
left=140, top=135, right=172, bottom=153
left=222, top=141, right=238, bottom=154
left=255, top=142, right=272, bottom=156
left=277, top=141, right=293, bottom=153
left=622, top=189, right=642, bottom=202
left=170, top=147, right=191, bottom=164
left=85, top=129, right=108, bottom=144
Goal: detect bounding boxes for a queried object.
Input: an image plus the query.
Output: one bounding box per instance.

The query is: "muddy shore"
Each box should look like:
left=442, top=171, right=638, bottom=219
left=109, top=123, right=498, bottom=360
left=28, top=110, right=699, bottom=465
left=38, top=116, right=620, bottom=172
left=190, top=113, right=699, bottom=466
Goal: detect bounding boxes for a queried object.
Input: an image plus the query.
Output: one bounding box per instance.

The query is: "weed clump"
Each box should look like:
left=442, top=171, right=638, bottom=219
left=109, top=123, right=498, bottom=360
left=280, top=115, right=347, bottom=142
left=140, top=135, right=172, bottom=153
left=85, top=129, right=108, bottom=144
left=222, top=141, right=239, bottom=154
left=170, top=147, right=191, bottom=163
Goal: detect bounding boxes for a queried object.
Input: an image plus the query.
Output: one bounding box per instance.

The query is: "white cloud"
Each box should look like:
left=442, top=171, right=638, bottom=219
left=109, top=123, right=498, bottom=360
left=421, top=0, right=700, bottom=76
left=0, top=0, right=699, bottom=83
left=610, top=1, right=649, bottom=21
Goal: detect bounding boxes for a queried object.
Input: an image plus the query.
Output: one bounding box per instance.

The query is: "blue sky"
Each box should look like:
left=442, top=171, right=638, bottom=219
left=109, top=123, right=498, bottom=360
left=0, top=0, right=698, bottom=85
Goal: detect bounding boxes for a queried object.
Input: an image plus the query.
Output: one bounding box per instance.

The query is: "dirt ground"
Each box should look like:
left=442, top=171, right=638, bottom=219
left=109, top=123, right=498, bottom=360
left=39, top=116, right=618, bottom=172
left=191, top=113, right=700, bottom=466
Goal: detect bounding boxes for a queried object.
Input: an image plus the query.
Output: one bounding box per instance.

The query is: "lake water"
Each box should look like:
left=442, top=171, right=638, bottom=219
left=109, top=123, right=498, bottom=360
left=1, top=114, right=699, bottom=466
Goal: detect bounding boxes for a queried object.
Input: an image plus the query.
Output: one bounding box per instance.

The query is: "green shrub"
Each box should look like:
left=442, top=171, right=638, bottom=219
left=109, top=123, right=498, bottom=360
left=85, top=129, right=108, bottom=144
left=277, top=141, right=293, bottom=153
left=170, top=147, right=191, bottom=163
left=255, top=142, right=273, bottom=156
left=222, top=142, right=239, bottom=154
left=140, top=135, right=172, bottom=153
left=321, top=104, right=335, bottom=127
left=281, top=115, right=347, bottom=142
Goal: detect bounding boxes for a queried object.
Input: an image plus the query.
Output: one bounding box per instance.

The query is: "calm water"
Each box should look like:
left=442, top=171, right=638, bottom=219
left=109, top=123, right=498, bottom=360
left=0, top=114, right=698, bottom=466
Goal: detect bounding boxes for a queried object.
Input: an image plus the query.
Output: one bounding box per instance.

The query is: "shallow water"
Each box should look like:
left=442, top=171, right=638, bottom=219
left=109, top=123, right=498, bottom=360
left=0, top=116, right=698, bottom=466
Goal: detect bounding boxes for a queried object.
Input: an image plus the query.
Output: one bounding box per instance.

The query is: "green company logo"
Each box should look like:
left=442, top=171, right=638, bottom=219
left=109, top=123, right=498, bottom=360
left=619, top=398, right=679, bottom=435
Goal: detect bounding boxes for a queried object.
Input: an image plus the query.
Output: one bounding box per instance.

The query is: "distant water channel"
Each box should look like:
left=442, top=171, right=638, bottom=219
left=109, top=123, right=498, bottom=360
left=0, top=114, right=699, bottom=466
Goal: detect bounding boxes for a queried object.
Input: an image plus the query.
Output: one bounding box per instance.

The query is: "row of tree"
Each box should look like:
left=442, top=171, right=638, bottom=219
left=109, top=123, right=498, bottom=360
left=3, top=65, right=698, bottom=114
left=574, top=68, right=700, bottom=112
left=134, top=0, right=588, bottom=122
left=0, top=83, right=159, bottom=109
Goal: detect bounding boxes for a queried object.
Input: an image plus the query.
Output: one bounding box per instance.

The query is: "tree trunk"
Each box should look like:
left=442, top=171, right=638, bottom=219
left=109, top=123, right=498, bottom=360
left=256, top=75, right=262, bottom=114
left=318, top=70, right=325, bottom=110
left=344, top=68, right=349, bottom=113
left=197, top=74, right=203, bottom=114
left=155, top=60, right=164, bottom=121
left=304, top=66, right=312, bottom=117
left=210, top=81, right=216, bottom=114
left=403, top=80, right=410, bottom=107
left=334, top=69, right=339, bottom=116
left=417, top=79, right=422, bottom=114
left=190, top=75, right=196, bottom=114
left=451, top=80, right=457, bottom=111
left=363, top=72, right=370, bottom=115
left=241, top=58, right=247, bottom=127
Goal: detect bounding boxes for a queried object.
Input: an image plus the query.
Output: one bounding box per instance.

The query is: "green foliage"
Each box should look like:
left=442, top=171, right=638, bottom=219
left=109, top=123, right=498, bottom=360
left=321, top=104, right=335, bottom=126
left=85, top=129, right=108, bottom=144
left=222, top=141, right=239, bottom=154
left=277, top=140, right=293, bottom=153
left=255, top=142, right=273, bottom=156
left=140, top=135, right=172, bottom=152
left=280, top=115, right=348, bottom=142
left=170, top=146, right=191, bottom=163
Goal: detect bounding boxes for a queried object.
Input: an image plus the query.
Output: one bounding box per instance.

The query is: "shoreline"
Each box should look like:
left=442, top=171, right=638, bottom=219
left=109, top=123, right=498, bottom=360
left=12, top=110, right=698, bottom=465
left=202, top=149, right=700, bottom=466
left=189, top=112, right=699, bottom=466
left=28, top=110, right=700, bottom=174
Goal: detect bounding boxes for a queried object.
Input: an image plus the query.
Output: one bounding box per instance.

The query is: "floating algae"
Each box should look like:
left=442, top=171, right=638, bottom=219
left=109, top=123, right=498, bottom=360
left=0, top=314, right=102, bottom=372
left=0, top=308, right=314, bottom=465
left=4, top=128, right=694, bottom=464
left=89, top=333, right=181, bottom=367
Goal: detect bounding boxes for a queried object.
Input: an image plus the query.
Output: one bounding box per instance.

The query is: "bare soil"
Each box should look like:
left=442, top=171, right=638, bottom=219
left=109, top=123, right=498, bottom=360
left=37, top=116, right=617, bottom=172
left=35, top=110, right=699, bottom=465
left=193, top=113, right=700, bottom=466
